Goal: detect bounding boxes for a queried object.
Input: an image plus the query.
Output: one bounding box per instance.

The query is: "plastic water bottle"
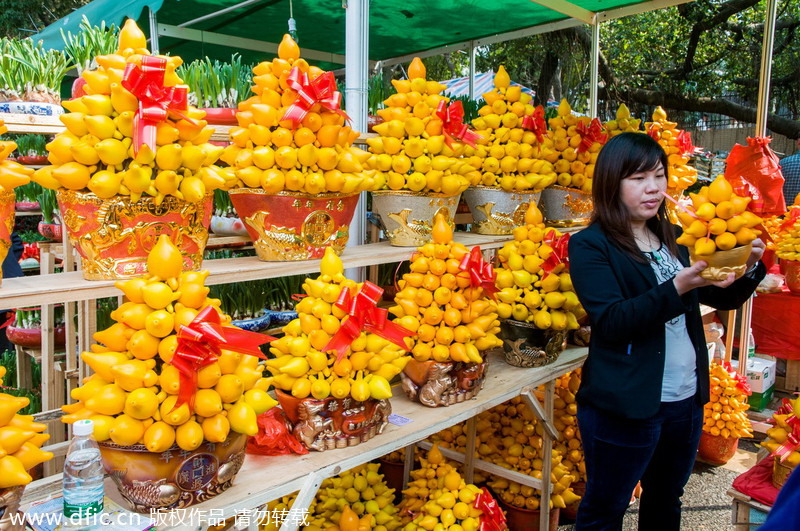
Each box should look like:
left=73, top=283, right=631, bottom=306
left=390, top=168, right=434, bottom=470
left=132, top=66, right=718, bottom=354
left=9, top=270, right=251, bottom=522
left=63, top=419, right=104, bottom=523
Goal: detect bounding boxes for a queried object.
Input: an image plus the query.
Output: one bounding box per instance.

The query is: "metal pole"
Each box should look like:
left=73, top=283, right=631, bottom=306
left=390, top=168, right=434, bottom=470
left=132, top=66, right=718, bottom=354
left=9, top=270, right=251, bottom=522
left=589, top=22, right=600, bottom=118
left=737, top=0, right=779, bottom=375
left=468, top=41, right=476, bottom=100
left=148, top=7, right=159, bottom=54
left=345, top=0, right=369, bottom=281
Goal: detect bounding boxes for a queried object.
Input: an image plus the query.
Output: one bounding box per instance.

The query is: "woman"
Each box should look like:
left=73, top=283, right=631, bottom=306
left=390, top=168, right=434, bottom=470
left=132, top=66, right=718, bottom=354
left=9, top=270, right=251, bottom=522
left=568, top=133, right=765, bottom=530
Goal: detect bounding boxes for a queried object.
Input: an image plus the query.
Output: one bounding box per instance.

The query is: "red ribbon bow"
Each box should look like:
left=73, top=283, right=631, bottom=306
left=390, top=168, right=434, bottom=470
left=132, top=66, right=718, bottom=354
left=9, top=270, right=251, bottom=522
left=172, top=306, right=273, bottom=412
left=677, top=130, right=701, bottom=156
left=459, top=246, right=498, bottom=300
left=474, top=487, right=506, bottom=531
left=436, top=100, right=482, bottom=148
left=576, top=118, right=608, bottom=153
left=780, top=207, right=800, bottom=231
left=121, top=56, right=195, bottom=155
left=542, top=230, right=571, bottom=274
left=722, top=361, right=752, bottom=396
left=771, top=400, right=800, bottom=462
left=0, top=310, right=14, bottom=330
left=323, top=281, right=415, bottom=363
left=281, top=67, right=350, bottom=126
left=521, top=105, right=547, bottom=143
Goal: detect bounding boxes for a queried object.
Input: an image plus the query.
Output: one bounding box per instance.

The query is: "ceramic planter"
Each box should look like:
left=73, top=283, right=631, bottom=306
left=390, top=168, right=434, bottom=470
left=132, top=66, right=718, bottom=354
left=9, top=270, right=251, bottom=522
left=539, top=186, right=593, bottom=227
left=499, top=319, right=567, bottom=368
left=689, top=244, right=752, bottom=281
left=401, top=359, right=487, bottom=407
left=462, top=186, right=541, bottom=235
left=371, top=190, right=460, bottom=247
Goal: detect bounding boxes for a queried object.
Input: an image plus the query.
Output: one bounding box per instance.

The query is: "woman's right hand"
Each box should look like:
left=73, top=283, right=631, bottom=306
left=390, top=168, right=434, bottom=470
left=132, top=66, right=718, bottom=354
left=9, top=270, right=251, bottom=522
left=673, top=261, right=736, bottom=295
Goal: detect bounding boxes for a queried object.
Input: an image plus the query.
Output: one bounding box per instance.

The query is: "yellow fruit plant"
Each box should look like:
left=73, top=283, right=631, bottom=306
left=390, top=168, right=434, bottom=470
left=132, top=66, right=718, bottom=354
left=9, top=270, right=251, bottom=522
left=760, top=396, right=800, bottom=469
left=32, top=19, right=229, bottom=203
left=390, top=213, right=502, bottom=363
left=366, top=58, right=478, bottom=194
left=645, top=106, right=699, bottom=192
left=0, top=120, right=34, bottom=192
left=62, top=235, right=274, bottom=451
left=773, top=203, right=800, bottom=261
left=0, top=366, right=54, bottom=488
left=703, top=363, right=753, bottom=439
left=674, top=175, right=762, bottom=257
left=222, top=34, right=375, bottom=195
left=267, top=247, right=412, bottom=401
left=493, top=203, right=584, bottom=329
left=604, top=104, right=642, bottom=137
left=470, top=66, right=549, bottom=191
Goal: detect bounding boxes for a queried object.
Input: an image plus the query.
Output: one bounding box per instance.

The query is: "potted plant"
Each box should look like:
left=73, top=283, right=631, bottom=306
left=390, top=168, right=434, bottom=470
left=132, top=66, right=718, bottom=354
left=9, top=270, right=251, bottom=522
left=12, top=182, right=42, bottom=212
left=5, top=306, right=67, bottom=350
left=0, top=38, right=71, bottom=112
left=36, top=189, right=61, bottom=241
left=6, top=134, right=48, bottom=166
left=61, top=16, right=120, bottom=99
left=209, top=189, right=248, bottom=236
left=177, top=54, right=253, bottom=125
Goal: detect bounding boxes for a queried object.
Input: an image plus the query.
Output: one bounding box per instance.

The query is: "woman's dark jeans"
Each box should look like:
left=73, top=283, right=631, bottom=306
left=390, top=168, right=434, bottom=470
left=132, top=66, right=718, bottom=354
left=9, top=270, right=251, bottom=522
left=575, top=395, right=703, bottom=531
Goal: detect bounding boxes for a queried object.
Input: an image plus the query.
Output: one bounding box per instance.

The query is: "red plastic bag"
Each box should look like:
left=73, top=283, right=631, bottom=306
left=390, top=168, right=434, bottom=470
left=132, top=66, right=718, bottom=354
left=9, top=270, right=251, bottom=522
left=724, top=136, right=786, bottom=216
left=246, top=407, right=308, bottom=456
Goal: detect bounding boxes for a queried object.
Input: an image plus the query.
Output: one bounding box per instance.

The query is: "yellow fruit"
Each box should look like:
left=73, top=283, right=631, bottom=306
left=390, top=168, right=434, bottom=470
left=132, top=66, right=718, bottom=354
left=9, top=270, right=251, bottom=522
left=228, top=400, right=258, bottom=436
left=147, top=235, right=183, bottom=280
left=201, top=413, right=231, bottom=443
left=145, top=310, right=175, bottom=338
left=159, top=396, right=191, bottom=426
left=108, top=414, right=145, bottom=446
left=143, top=421, right=176, bottom=452
left=176, top=419, right=204, bottom=451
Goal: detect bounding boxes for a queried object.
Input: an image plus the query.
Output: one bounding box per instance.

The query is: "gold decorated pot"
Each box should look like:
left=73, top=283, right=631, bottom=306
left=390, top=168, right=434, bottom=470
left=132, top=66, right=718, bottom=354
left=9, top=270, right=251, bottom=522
left=229, top=189, right=360, bottom=261
left=0, top=190, right=14, bottom=287
left=371, top=190, right=461, bottom=246
left=539, top=185, right=593, bottom=227
left=781, top=260, right=800, bottom=294
left=401, top=359, right=487, bottom=407
left=275, top=390, right=391, bottom=451
left=0, top=486, right=24, bottom=531
left=499, top=319, right=567, bottom=368
left=689, top=244, right=752, bottom=281
left=98, top=432, right=247, bottom=513
left=56, top=191, right=212, bottom=280
left=462, top=186, right=541, bottom=235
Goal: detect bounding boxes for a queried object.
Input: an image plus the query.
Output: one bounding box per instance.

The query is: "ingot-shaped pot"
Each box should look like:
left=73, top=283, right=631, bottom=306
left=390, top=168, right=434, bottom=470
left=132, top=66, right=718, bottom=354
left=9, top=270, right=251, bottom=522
left=782, top=259, right=800, bottom=294
left=0, top=190, right=14, bottom=287
left=229, top=189, right=360, bottom=261
left=539, top=185, right=593, bottom=227
left=462, top=186, right=541, bottom=235
left=401, top=359, right=487, bottom=407
left=57, top=191, right=212, bottom=280
left=689, top=244, right=752, bottom=281
left=275, top=390, right=391, bottom=451
left=0, top=486, right=25, bottom=531
left=499, top=319, right=567, bottom=368
left=696, top=431, right=738, bottom=466
left=371, top=190, right=461, bottom=246
left=98, top=432, right=247, bottom=513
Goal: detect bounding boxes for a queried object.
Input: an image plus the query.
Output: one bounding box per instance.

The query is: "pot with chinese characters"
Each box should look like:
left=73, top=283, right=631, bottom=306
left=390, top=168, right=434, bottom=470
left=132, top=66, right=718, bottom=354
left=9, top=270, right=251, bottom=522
left=229, top=189, right=360, bottom=261
left=56, top=191, right=213, bottom=280
left=462, top=186, right=541, bottom=235
left=400, top=359, right=487, bottom=407
left=371, top=190, right=461, bottom=246
left=539, top=185, right=593, bottom=227
left=98, top=432, right=247, bottom=513
left=275, top=390, right=391, bottom=451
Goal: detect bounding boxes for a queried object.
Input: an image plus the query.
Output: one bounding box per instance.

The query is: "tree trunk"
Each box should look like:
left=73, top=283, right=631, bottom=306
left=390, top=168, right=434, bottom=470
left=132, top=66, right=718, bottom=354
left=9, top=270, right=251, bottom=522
left=535, top=50, right=559, bottom=107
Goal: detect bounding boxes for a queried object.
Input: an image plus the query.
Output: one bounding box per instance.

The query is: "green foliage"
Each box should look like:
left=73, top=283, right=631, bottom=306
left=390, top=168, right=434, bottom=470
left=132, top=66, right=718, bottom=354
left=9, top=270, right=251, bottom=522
left=0, top=133, right=48, bottom=157
left=96, top=297, right=118, bottom=332
left=0, top=37, right=72, bottom=96
left=368, top=72, right=388, bottom=115
left=60, top=15, right=119, bottom=73
left=37, top=189, right=57, bottom=225
left=212, top=189, right=234, bottom=217
left=13, top=182, right=44, bottom=203
left=177, top=54, right=254, bottom=108
left=0, top=0, right=90, bottom=39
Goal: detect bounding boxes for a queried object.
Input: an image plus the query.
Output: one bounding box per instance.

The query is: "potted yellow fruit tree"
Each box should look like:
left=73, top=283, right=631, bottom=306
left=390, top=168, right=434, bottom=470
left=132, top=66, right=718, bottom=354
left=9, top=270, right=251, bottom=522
left=32, top=19, right=229, bottom=280
left=646, top=106, right=700, bottom=195
left=222, top=34, right=375, bottom=261
left=538, top=99, right=604, bottom=227
left=367, top=58, right=480, bottom=246
left=266, top=247, right=415, bottom=450
left=393, top=214, right=502, bottom=407
left=493, top=203, right=584, bottom=367
left=464, top=66, right=546, bottom=235
left=0, top=119, right=34, bottom=286
left=697, top=362, right=753, bottom=466
left=61, top=236, right=274, bottom=512
left=760, top=396, right=800, bottom=487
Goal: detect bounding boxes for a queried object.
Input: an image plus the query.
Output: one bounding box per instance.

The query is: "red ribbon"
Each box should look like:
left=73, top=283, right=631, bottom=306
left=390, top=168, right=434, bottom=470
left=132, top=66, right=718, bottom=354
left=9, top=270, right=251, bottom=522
left=576, top=118, right=607, bottom=153
left=121, top=56, right=195, bottom=155
left=646, top=123, right=661, bottom=141
left=459, top=246, right=498, bottom=300
left=722, top=361, right=752, bottom=396
left=677, top=130, right=701, bottom=156
left=779, top=207, right=800, bottom=231
left=435, top=100, right=482, bottom=148
left=542, top=231, right=571, bottom=274
left=323, top=281, right=415, bottom=362
left=475, top=487, right=506, bottom=531
left=281, top=67, right=350, bottom=126
left=732, top=180, right=765, bottom=213
left=0, top=310, right=15, bottom=330
left=172, top=306, right=273, bottom=412
left=772, top=403, right=800, bottom=462
left=521, top=105, right=547, bottom=143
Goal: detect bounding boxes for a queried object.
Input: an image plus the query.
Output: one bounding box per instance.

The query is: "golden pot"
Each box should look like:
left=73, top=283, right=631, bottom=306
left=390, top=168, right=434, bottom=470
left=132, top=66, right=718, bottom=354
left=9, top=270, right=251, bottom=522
left=462, top=186, right=541, bottom=235
left=689, top=244, right=752, bottom=281
left=773, top=457, right=794, bottom=488
left=56, top=191, right=212, bottom=280
left=401, top=359, right=487, bottom=407
left=98, top=432, right=247, bottom=513
left=499, top=319, right=567, bottom=368
left=0, top=486, right=24, bottom=531
left=371, top=190, right=461, bottom=246
left=229, top=189, right=360, bottom=261
left=539, top=185, right=593, bottom=227
left=0, top=190, right=14, bottom=287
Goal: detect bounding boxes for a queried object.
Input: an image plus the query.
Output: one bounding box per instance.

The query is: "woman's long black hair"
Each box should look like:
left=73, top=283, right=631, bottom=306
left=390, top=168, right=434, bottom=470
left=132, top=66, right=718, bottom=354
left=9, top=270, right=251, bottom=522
left=591, top=132, right=678, bottom=263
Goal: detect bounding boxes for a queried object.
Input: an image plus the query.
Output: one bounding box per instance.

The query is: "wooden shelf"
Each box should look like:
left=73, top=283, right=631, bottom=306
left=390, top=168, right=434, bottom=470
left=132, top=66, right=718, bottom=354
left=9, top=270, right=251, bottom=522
left=20, top=346, right=588, bottom=524
left=0, top=232, right=511, bottom=307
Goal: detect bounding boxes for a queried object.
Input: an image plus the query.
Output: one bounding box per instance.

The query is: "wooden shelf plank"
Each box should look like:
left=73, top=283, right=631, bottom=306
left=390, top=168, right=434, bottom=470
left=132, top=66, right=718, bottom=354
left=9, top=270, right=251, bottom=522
left=21, top=347, right=587, bottom=524
left=0, top=232, right=510, bottom=307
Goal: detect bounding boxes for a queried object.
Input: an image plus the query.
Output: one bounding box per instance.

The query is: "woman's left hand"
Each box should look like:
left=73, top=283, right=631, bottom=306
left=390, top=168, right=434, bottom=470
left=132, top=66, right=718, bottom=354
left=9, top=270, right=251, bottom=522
left=746, top=238, right=766, bottom=269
